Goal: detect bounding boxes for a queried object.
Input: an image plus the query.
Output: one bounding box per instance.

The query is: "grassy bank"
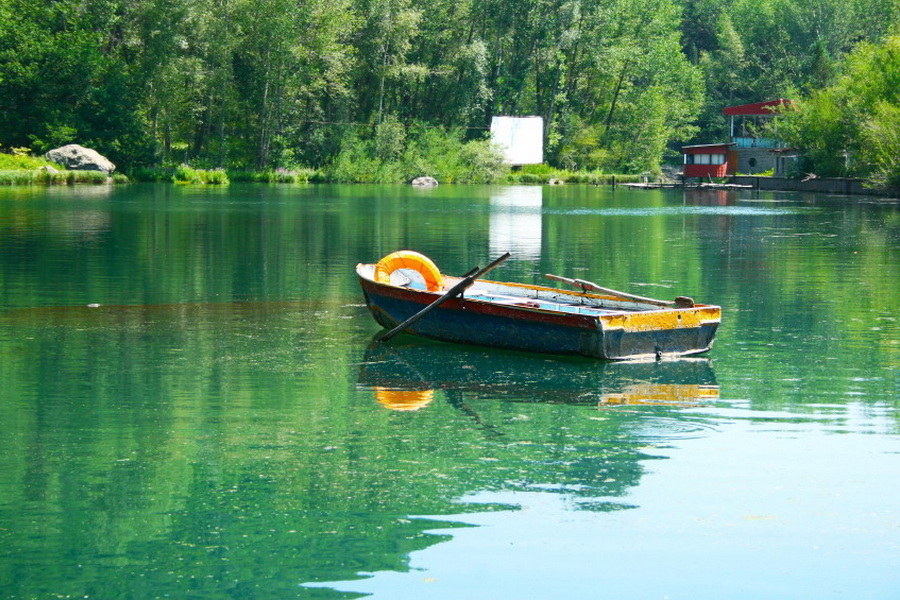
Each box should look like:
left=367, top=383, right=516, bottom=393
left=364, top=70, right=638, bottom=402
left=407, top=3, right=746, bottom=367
left=0, top=169, right=121, bottom=185
left=504, top=165, right=643, bottom=185
left=129, top=164, right=639, bottom=186
left=0, top=152, right=127, bottom=185
left=3, top=147, right=641, bottom=187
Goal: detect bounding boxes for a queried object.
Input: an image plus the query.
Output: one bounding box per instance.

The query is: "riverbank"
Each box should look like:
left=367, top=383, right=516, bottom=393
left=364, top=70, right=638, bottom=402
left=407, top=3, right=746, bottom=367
left=0, top=162, right=642, bottom=187
left=729, top=175, right=896, bottom=196
left=0, top=153, right=127, bottom=185
left=125, top=164, right=644, bottom=186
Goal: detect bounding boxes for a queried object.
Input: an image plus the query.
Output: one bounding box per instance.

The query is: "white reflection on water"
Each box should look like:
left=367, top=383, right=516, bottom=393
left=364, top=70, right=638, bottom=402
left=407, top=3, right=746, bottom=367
left=311, top=415, right=900, bottom=600
left=489, top=186, right=542, bottom=260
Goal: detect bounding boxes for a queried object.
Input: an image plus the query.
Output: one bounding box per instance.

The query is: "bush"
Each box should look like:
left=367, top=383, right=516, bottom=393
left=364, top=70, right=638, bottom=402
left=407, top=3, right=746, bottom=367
left=859, top=101, right=900, bottom=191
left=324, top=122, right=508, bottom=184
left=0, top=165, right=115, bottom=185
left=228, top=168, right=317, bottom=183
left=503, top=167, right=641, bottom=185
left=172, top=164, right=229, bottom=184
left=0, top=150, right=60, bottom=170
left=0, top=170, right=36, bottom=185
left=70, top=171, right=110, bottom=184
left=129, top=167, right=174, bottom=182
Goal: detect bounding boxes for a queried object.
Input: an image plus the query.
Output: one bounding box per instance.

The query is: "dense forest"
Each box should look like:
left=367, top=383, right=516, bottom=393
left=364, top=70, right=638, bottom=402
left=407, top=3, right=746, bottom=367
left=0, top=0, right=897, bottom=182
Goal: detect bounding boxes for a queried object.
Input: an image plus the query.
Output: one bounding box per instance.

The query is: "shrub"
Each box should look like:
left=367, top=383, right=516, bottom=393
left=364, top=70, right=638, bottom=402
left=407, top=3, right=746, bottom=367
left=70, top=171, right=110, bottom=184
left=228, top=168, right=316, bottom=183
left=0, top=151, right=60, bottom=170
left=172, top=164, right=229, bottom=184
left=0, top=167, right=115, bottom=185
left=324, top=123, right=508, bottom=184
left=503, top=167, right=640, bottom=185
left=0, top=170, right=36, bottom=184
left=129, top=167, right=174, bottom=182
left=203, top=169, right=229, bottom=185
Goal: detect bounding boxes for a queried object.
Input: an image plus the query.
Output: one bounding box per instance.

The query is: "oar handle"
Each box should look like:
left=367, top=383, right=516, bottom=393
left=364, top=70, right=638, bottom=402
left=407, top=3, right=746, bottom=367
left=545, top=273, right=693, bottom=307
left=378, top=252, right=512, bottom=342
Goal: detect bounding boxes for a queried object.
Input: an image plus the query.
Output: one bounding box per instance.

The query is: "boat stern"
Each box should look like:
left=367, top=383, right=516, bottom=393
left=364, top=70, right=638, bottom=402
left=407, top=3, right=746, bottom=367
left=595, top=305, right=721, bottom=359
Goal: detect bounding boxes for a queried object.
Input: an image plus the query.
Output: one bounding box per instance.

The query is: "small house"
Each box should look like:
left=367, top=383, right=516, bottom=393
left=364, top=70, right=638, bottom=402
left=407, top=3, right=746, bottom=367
left=682, top=99, right=791, bottom=178
left=724, top=99, right=791, bottom=174
left=682, top=143, right=734, bottom=178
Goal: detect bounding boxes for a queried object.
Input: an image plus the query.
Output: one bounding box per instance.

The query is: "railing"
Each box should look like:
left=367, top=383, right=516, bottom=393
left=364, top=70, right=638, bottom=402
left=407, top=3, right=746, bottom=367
left=732, top=137, right=784, bottom=149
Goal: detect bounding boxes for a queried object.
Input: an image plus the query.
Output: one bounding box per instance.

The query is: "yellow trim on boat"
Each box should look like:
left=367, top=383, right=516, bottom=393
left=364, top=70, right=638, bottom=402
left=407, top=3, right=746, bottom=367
left=600, top=306, right=721, bottom=332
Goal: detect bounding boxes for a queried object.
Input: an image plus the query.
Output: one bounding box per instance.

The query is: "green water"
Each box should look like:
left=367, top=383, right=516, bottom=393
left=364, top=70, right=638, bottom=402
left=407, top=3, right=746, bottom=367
left=0, top=183, right=897, bottom=599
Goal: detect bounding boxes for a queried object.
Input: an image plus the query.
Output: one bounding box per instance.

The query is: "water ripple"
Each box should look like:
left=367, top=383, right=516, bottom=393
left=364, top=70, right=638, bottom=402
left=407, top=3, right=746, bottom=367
left=628, top=416, right=721, bottom=442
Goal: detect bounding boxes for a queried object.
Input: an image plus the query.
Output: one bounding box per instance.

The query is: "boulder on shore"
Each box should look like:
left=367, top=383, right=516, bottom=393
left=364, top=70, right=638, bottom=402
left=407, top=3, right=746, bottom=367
left=45, top=144, right=116, bottom=174
left=411, top=176, right=438, bottom=187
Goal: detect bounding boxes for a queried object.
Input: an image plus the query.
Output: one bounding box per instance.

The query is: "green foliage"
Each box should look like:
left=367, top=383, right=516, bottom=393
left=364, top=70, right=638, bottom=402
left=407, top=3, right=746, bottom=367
left=172, top=164, right=230, bottom=185
left=0, top=171, right=38, bottom=185
left=504, top=168, right=642, bottom=185
left=1, top=0, right=896, bottom=176
left=0, top=150, right=120, bottom=185
left=129, top=167, right=175, bottom=182
left=775, top=34, right=900, bottom=188
left=857, top=101, right=900, bottom=189
left=0, top=168, right=113, bottom=185
left=0, top=152, right=58, bottom=170
left=692, top=0, right=898, bottom=144
left=325, top=123, right=509, bottom=184
left=228, top=169, right=320, bottom=183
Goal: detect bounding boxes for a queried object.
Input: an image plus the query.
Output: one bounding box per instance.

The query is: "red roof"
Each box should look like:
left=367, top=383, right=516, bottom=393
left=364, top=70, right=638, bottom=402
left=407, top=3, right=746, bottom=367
left=723, top=99, right=791, bottom=116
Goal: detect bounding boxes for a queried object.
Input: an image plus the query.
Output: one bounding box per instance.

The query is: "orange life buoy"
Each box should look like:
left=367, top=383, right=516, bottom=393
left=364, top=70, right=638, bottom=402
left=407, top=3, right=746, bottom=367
left=374, top=250, right=444, bottom=292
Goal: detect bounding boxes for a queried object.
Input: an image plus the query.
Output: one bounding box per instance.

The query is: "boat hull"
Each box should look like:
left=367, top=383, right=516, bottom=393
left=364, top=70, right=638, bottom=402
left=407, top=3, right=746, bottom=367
left=358, top=270, right=719, bottom=360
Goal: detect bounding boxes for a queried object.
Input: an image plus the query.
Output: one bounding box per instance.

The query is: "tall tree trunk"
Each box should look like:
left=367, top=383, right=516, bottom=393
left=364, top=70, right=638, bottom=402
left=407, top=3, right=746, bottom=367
left=258, top=50, right=271, bottom=168
left=603, top=61, right=631, bottom=139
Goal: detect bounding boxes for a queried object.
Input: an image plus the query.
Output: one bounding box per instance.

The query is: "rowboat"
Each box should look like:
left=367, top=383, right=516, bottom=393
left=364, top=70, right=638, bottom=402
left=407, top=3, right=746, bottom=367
left=356, top=251, right=721, bottom=361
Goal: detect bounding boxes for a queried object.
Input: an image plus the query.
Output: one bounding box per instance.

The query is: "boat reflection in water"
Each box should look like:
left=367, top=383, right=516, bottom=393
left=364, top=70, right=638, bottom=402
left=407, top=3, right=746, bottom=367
left=373, top=388, right=436, bottom=411
left=359, top=338, right=719, bottom=411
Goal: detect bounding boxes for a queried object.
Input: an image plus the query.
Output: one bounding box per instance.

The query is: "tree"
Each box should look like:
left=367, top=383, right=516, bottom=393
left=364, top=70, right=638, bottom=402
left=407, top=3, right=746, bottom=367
left=776, top=34, right=900, bottom=187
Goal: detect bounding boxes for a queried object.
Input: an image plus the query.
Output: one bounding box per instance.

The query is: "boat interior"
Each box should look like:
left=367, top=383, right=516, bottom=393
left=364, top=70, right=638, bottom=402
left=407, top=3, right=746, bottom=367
left=358, top=263, right=679, bottom=316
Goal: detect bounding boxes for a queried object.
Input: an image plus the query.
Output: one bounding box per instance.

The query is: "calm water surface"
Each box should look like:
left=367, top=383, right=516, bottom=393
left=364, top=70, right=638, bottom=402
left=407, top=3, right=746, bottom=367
left=0, top=183, right=897, bottom=599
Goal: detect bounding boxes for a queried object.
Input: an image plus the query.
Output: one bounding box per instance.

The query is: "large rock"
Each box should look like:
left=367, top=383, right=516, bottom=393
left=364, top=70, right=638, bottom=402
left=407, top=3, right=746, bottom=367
left=45, top=144, right=116, bottom=174
left=411, top=176, right=438, bottom=187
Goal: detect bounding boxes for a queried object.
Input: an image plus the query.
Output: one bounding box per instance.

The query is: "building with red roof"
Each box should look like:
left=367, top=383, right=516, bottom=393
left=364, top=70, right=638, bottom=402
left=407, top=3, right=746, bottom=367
left=683, top=99, right=792, bottom=178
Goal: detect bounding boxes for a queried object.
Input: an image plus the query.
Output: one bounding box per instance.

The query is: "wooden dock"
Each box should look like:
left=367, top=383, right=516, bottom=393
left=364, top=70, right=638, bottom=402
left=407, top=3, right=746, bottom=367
left=622, top=182, right=754, bottom=191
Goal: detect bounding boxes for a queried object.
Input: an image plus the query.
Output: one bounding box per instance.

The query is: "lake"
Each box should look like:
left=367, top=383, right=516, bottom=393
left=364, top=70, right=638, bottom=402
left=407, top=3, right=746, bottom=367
left=0, top=183, right=897, bottom=599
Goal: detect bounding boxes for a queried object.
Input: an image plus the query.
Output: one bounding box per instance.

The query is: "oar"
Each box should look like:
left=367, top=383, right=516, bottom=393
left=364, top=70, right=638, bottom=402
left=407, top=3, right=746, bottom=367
left=377, top=252, right=512, bottom=342
left=544, top=273, right=694, bottom=308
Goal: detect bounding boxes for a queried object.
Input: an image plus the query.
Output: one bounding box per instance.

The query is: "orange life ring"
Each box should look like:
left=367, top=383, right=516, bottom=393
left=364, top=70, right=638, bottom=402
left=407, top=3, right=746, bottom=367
left=374, top=250, right=444, bottom=292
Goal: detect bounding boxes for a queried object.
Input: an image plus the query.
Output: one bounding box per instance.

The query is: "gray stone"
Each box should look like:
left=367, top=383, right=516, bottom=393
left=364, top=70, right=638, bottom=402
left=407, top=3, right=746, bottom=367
left=45, top=144, right=116, bottom=174
left=411, top=176, right=438, bottom=187
left=37, top=165, right=60, bottom=174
